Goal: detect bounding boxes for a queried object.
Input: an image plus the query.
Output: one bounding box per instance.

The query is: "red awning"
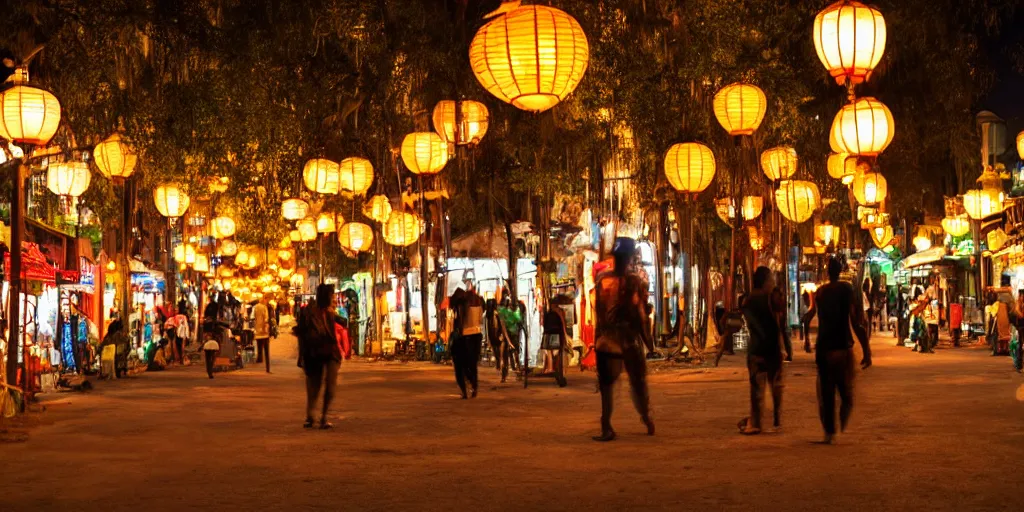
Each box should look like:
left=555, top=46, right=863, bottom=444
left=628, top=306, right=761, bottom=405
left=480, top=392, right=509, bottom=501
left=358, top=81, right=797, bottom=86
left=3, top=242, right=57, bottom=286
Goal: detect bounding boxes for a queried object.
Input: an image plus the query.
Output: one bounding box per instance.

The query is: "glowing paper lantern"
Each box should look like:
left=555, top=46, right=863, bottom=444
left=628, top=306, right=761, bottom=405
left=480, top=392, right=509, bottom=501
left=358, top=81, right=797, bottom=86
left=234, top=249, right=250, bottom=267
left=211, top=216, right=236, bottom=238
left=281, top=198, right=309, bottom=220
left=316, top=212, right=336, bottom=233
left=748, top=226, right=766, bottom=251
left=277, top=248, right=293, bottom=262
left=664, top=142, right=716, bottom=193
left=469, top=4, right=589, bottom=113
left=816, top=223, right=841, bottom=246
left=741, top=196, right=763, bottom=221
left=46, top=161, right=91, bottom=197
left=1017, top=131, right=1024, bottom=160
left=363, top=194, right=393, bottom=223
left=183, top=244, right=197, bottom=265
left=941, top=215, right=970, bottom=237
left=829, top=97, right=894, bottom=156
left=279, top=236, right=293, bottom=249
left=775, top=181, right=820, bottom=223
left=827, top=153, right=857, bottom=185
left=289, top=229, right=301, bottom=242
left=153, top=184, right=190, bottom=218
left=760, top=146, right=798, bottom=181
left=913, top=230, right=932, bottom=252
left=852, top=168, right=888, bottom=205
left=988, top=228, right=1008, bottom=251
left=714, top=198, right=735, bottom=225
left=279, top=267, right=294, bottom=280
left=0, top=68, right=61, bottom=145
left=339, top=157, right=374, bottom=196
left=297, top=218, right=318, bottom=242
left=192, top=254, right=210, bottom=273
left=383, top=211, right=422, bottom=247
left=302, top=158, right=341, bottom=194
left=712, top=83, right=767, bottom=136
left=93, top=132, right=137, bottom=180
left=813, top=1, right=887, bottom=85
left=963, top=189, right=1001, bottom=220
left=432, top=100, right=490, bottom=145
left=871, top=225, right=894, bottom=248
left=220, top=239, right=238, bottom=257
left=338, top=222, right=374, bottom=253
left=401, top=132, right=450, bottom=175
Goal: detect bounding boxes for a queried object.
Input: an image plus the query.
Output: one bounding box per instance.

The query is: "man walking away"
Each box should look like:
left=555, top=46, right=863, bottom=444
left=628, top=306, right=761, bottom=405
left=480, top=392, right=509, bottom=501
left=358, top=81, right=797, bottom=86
left=253, top=296, right=272, bottom=373
left=295, top=284, right=343, bottom=429
left=738, top=267, right=785, bottom=435
left=592, top=237, right=655, bottom=442
left=449, top=284, right=485, bottom=399
left=804, top=256, right=871, bottom=444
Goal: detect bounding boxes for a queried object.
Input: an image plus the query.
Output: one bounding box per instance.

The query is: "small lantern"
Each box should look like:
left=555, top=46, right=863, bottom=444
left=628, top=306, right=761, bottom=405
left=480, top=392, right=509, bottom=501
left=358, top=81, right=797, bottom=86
left=827, top=153, right=857, bottom=185
left=289, top=229, right=302, bottom=242
left=469, top=4, right=589, bottom=113
left=218, top=266, right=234, bottom=278
left=93, top=132, right=137, bottom=180
left=432, top=100, right=490, bottom=145
left=338, top=222, right=374, bottom=253
left=912, top=229, right=932, bottom=252
left=383, top=211, right=422, bottom=247
left=211, top=216, right=236, bottom=238
left=813, top=1, right=887, bottom=85
left=290, top=273, right=304, bottom=289
left=760, top=146, right=798, bottom=181
left=184, top=244, right=197, bottom=265
left=0, top=68, right=61, bottom=145
left=988, top=228, right=1008, bottom=251
left=363, top=194, right=393, bottom=223
left=963, top=189, right=1001, bottom=220
left=714, top=198, right=735, bottom=225
left=302, top=158, right=341, bottom=194
left=282, top=198, right=310, bottom=220
left=401, top=132, right=450, bottom=175
left=192, top=254, right=210, bottom=273
left=741, top=196, right=763, bottom=221
left=664, top=142, right=716, bottom=193
left=235, top=249, right=250, bottom=267
left=339, top=157, right=374, bottom=196
left=775, top=180, right=820, bottom=223
left=748, top=226, right=766, bottom=251
left=712, top=83, right=767, bottom=136
left=220, top=239, right=238, bottom=257
left=870, top=225, right=894, bottom=248
left=830, top=97, right=895, bottom=156
left=316, top=212, right=336, bottom=233
left=154, top=184, right=190, bottom=219
left=277, top=248, right=294, bottom=262
left=279, top=235, right=293, bottom=249
left=46, top=161, right=91, bottom=197
left=941, top=215, right=971, bottom=237
left=297, top=218, right=318, bottom=242
left=816, top=223, right=841, bottom=247
left=279, top=267, right=294, bottom=280
left=852, top=168, right=888, bottom=205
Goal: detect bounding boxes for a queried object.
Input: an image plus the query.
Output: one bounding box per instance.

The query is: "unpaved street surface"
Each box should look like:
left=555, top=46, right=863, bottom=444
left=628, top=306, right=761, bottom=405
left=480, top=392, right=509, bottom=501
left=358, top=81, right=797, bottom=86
left=4, top=333, right=1024, bottom=511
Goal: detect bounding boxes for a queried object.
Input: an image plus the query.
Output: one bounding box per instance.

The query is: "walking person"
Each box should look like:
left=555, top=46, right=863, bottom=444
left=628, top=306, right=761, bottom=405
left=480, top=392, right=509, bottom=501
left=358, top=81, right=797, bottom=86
left=592, top=237, right=655, bottom=442
left=802, top=257, right=871, bottom=444
left=449, top=284, right=485, bottom=399
left=295, top=284, right=343, bottom=429
left=203, top=336, right=219, bottom=379
left=738, top=267, right=786, bottom=435
left=252, top=296, right=272, bottom=373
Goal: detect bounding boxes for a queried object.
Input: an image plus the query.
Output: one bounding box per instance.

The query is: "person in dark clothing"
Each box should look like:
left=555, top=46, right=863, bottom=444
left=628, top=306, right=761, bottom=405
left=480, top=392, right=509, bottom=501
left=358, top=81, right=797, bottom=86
left=592, top=237, right=655, bottom=442
left=450, top=285, right=484, bottom=399
left=102, top=320, right=132, bottom=379
left=800, top=291, right=813, bottom=353
left=771, top=285, right=793, bottom=362
left=738, top=267, right=785, bottom=435
left=295, top=284, right=343, bottom=429
left=803, top=256, right=871, bottom=444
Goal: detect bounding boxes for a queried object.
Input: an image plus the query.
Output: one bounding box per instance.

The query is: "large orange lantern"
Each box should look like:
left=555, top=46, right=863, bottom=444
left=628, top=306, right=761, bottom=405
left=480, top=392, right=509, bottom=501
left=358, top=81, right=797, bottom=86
left=760, top=146, right=798, bottom=181
left=0, top=68, right=61, bottom=146
left=383, top=211, right=422, bottom=247
left=46, top=161, right=91, bottom=197
left=93, top=132, right=137, bottom=180
left=432, top=100, right=490, bottom=145
left=664, top=142, right=716, bottom=193
left=302, top=158, right=341, bottom=194
left=338, top=222, right=374, bottom=253
left=813, top=1, right=887, bottom=85
left=469, top=4, right=589, bottom=113
left=852, top=168, right=888, bottom=205
left=941, top=215, right=970, bottom=237
left=712, top=83, right=766, bottom=136
left=339, top=157, right=374, bottom=196
left=281, top=198, right=309, bottom=220
left=401, top=132, right=449, bottom=175
left=154, top=184, right=190, bottom=219
left=363, top=194, right=393, bottom=223
left=775, top=180, right=820, bottom=223
left=829, top=97, right=895, bottom=156
left=827, top=152, right=857, bottom=185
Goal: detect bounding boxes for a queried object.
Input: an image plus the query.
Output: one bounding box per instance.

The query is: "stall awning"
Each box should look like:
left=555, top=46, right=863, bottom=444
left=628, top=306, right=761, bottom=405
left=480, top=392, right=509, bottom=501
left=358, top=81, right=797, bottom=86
left=3, top=242, right=56, bottom=285
left=900, top=247, right=947, bottom=270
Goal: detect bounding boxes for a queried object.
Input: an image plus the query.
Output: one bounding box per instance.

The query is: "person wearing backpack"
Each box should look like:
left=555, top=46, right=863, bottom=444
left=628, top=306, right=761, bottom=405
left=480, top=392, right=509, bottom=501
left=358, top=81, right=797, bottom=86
left=296, top=284, right=343, bottom=429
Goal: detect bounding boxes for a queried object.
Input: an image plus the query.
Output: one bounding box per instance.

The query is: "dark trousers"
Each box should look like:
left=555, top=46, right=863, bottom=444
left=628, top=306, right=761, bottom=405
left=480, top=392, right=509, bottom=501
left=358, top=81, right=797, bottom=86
left=174, top=336, right=184, bottom=363
left=926, top=324, right=939, bottom=349
left=451, top=334, right=482, bottom=396
left=204, top=349, right=217, bottom=378
left=256, top=337, right=270, bottom=372
left=747, top=355, right=783, bottom=430
left=596, top=346, right=650, bottom=433
left=816, top=349, right=855, bottom=436
left=304, top=359, right=340, bottom=420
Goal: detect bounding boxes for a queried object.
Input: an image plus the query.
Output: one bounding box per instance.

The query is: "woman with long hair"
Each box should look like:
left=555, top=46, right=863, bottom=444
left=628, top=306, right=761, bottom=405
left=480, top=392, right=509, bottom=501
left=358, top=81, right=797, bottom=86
left=295, top=284, right=343, bottom=429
